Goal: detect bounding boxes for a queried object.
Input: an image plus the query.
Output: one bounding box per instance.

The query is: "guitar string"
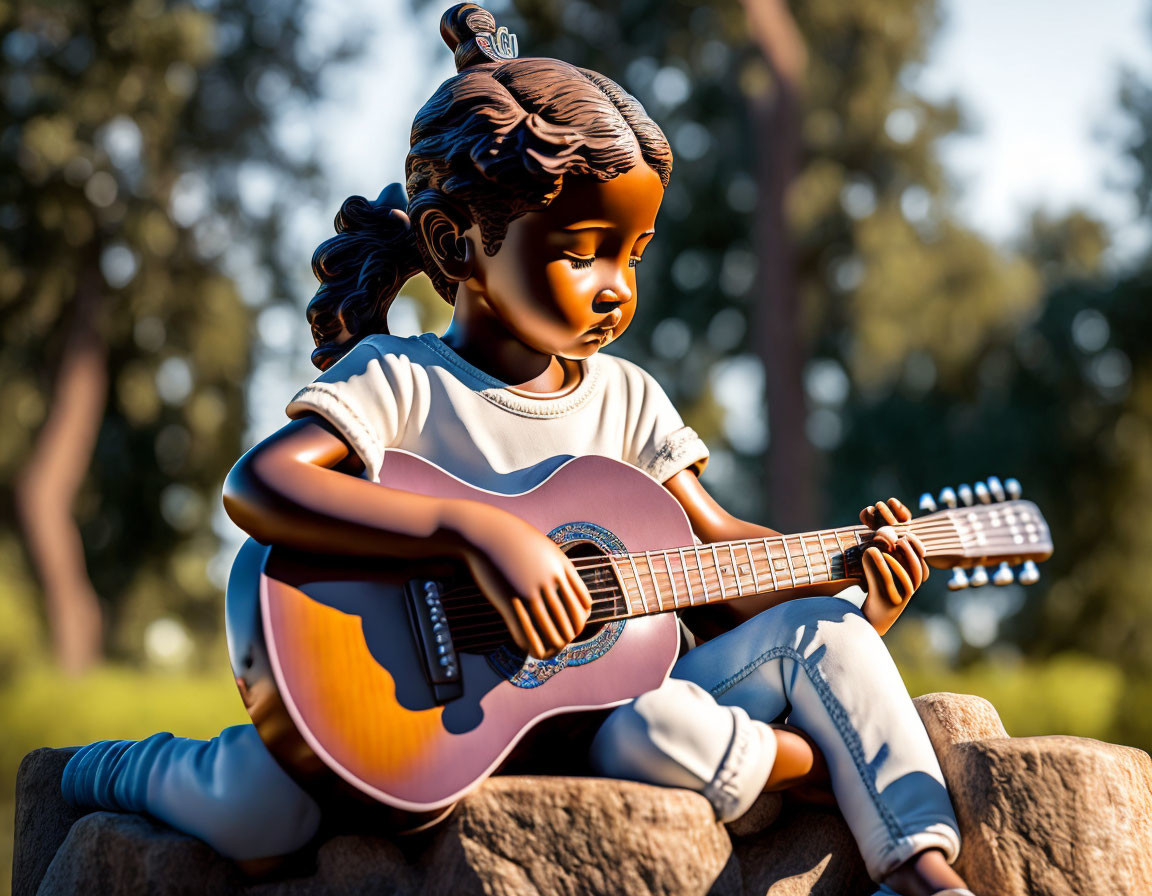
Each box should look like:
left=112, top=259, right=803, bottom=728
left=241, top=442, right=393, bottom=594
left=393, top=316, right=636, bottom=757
left=428, top=531, right=1030, bottom=625
left=434, top=532, right=1009, bottom=607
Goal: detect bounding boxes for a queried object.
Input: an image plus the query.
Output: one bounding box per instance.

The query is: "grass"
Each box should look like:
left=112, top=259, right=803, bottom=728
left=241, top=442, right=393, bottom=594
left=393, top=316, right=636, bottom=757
left=2, top=662, right=250, bottom=896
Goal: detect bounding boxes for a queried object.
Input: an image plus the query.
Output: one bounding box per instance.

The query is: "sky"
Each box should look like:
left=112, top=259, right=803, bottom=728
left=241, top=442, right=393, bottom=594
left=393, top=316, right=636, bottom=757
left=915, top=0, right=1151, bottom=259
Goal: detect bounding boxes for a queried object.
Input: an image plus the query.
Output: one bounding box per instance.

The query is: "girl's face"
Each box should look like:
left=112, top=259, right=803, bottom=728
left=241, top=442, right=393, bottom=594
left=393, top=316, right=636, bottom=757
left=462, top=162, right=663, bottom=360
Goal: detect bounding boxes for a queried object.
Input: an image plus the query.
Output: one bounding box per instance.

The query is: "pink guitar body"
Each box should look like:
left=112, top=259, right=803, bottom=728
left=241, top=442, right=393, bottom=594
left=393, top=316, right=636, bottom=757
left=226, top=452, right=690, bottom=815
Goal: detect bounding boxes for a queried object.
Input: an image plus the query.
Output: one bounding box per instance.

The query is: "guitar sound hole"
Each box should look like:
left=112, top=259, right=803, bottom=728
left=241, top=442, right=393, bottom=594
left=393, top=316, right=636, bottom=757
left=446, top=540, right=623, bottom=655
left=562, top=540, right=627, bottom=638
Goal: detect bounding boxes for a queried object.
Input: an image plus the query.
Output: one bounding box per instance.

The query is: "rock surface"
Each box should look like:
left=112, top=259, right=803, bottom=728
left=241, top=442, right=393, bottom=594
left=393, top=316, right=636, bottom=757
left=13, top=693, right=1152, bottom=896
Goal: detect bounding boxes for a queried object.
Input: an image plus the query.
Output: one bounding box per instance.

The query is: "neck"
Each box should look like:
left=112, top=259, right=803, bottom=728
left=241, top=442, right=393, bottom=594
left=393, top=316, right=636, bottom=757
left=596, top=526, right=872, bottom=621
left=441, top=292, right=573, bottom=393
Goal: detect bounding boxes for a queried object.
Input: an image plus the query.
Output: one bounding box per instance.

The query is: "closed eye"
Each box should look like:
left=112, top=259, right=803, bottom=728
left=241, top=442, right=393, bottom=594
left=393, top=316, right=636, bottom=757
left=566, top=254, right=595, bottom=269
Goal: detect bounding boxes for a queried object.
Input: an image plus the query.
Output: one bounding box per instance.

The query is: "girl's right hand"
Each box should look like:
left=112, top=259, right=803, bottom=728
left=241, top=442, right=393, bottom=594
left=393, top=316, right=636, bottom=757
left=451, top=503, right=592, bottom=659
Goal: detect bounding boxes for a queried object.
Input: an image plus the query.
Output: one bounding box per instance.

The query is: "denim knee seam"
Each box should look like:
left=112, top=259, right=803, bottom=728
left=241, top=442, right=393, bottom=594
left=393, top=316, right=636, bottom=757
left=708, top=644, right=905, bottom=844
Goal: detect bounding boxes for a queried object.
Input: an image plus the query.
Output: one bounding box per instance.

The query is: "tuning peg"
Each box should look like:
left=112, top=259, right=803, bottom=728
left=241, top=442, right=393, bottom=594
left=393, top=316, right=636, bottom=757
left=987, top=476, right=1006, bottom=502
left=919, top=493, right=937, bottom=513
left=1018, top=560, right=1040, bottom=585
left=1005, top=478, right=1022, bottom=500
left=968, top=565, right=989, bottom=587
left=992, top=562, right=1014, bottom=586
left=957, top=484, right=974, bottom=506
left=974, top=482, right=991, bottom=504
left=939, top=487, right=958, bottom=509
left=947, top=567, right=970, bottom=590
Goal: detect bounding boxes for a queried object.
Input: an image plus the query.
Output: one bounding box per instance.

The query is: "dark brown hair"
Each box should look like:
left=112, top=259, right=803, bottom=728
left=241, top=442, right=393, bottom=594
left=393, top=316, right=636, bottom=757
left=305, top=3, right=673, bottom=370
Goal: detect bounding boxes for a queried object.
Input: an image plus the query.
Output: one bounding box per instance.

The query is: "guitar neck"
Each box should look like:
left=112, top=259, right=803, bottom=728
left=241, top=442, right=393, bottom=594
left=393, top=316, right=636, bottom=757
left=585, top=497, right=1050, bottom=621
left=601, top=525, right=872, bottom=620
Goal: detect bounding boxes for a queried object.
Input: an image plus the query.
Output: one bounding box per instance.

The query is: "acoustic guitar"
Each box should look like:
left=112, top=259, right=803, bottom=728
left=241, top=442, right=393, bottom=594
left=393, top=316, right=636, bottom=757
left=225, top=451, right=1051, bottom=824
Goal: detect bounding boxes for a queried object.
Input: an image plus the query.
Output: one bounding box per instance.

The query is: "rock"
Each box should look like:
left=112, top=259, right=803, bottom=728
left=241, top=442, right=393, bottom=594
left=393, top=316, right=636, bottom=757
left=941, top=735, right=1152, bottom=896
left=11, top=748, right=83, bottom=896
left=913, top=692, right=1009, bottom=747
left=15, top=695, right=1152, bottom=896
left=423, top=776, right=741, bottom=896
left=733, top=805, right=873, bottom=896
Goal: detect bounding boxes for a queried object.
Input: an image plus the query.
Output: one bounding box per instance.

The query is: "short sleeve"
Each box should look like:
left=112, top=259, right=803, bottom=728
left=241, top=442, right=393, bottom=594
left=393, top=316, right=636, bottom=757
left=628, top=365, right=710, bottom=483
left=285, top=337, right=409, bottom=482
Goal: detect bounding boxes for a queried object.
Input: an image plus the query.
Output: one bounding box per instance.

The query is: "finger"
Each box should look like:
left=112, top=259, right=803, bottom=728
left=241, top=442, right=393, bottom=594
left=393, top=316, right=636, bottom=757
left=862, top=546, right=883, bottom=597
left=511, top=598, right=548, bottom=659
left=894, top=537, right=923, bottom=590
left=883, top=552, right=914, bottom=601
left=560, top=575, right=591, bottom=633
left=907, top=533, right=930, bottom=583
left=529, top=590, right=566, bottom=652
left=874, top=501, right=899, bottom=527
left=887, top=497, right=911, bottom=523
left=860, top=506, right=877, bottom=528
left=566, top=564, right=593, bottom=611
left=867, top=546, right=901, bottom=604
left=543, top=585, right=576, bottom=643
left=872, top=525, right=897, bottom=551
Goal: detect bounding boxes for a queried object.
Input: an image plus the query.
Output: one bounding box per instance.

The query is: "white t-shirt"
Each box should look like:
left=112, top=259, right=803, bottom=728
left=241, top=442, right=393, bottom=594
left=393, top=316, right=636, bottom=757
left=285, top=333, right=709, bottom=494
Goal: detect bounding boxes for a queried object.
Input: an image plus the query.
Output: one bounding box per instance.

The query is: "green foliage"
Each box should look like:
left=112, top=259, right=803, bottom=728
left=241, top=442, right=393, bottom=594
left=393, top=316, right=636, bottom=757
left=899, top=651, right=1127, bottom=742
left=491, top=0, right=1040, bottom=520
left=0, top=0, right=360, bottom=659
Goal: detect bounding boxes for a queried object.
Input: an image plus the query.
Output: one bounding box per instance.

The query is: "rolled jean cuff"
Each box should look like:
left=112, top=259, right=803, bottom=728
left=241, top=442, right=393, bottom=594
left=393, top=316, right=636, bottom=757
left=869, top=822, right=961, bottom=882
left=704, top=708, right=776, bottom=823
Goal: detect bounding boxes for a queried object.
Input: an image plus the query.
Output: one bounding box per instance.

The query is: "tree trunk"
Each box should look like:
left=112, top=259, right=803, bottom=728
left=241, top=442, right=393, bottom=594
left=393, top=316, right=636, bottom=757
left=741, top=0, right=818, bottom=530
left=14, top=269, right=107, bottom=674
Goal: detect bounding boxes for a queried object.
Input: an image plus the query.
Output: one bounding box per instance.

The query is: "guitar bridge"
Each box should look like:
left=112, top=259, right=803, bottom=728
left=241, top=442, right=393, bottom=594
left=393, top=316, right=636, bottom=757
left=404, top=578, right=463, bottom=704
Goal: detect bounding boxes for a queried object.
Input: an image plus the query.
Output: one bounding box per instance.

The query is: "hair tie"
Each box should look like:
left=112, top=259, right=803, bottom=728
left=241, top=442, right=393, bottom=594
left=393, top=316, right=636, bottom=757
left=474, top=26, right=519, bottom=61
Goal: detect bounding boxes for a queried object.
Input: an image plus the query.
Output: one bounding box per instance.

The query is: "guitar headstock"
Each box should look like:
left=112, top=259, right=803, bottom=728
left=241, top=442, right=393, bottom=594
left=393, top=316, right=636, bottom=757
left=907, top=477, right=1052, bottom=591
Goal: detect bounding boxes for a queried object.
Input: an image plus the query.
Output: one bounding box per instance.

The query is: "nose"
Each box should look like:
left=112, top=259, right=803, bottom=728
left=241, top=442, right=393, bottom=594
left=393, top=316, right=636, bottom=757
left=592, top=270, right=633, bottom=314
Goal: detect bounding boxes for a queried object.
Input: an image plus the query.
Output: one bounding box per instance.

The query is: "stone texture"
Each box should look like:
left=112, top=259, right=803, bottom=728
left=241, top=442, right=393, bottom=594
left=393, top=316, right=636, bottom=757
left=14, top=694, right=1152, bottom=896
left=941, top=735, right=1152, bottom=896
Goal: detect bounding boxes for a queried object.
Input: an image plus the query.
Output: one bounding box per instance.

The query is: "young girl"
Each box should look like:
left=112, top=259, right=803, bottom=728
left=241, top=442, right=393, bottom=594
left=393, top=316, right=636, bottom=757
left=63, top=6, right=974, bottom=894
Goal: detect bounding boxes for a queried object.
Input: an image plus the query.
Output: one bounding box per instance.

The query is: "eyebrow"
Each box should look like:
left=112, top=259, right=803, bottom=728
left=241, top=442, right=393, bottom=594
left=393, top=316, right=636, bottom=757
left=560, top=222, right=657, bottom=238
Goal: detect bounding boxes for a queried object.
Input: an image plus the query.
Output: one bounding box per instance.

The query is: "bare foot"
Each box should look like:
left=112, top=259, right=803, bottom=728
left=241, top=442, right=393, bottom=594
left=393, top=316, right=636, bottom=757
left=881, top=848, right=969, bottom=896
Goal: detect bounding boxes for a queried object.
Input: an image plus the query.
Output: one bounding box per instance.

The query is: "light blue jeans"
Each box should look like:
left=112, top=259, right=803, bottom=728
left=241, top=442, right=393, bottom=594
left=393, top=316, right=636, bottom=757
left=62, top=597, right=959, bottom=880
left=591, top=596, right=960, bottom=881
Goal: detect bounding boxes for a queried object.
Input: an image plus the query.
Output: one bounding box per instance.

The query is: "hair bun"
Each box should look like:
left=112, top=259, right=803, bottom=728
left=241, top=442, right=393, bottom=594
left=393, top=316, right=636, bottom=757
left=440, top=3, right=519, bottom=72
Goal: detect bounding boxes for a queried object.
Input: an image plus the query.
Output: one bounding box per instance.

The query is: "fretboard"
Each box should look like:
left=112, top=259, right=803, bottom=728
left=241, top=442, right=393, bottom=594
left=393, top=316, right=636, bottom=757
left=603, top=526, right=871, bottom=620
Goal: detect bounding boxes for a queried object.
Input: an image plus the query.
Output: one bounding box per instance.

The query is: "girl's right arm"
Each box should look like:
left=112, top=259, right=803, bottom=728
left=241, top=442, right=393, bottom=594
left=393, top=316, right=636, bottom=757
left=223, top=416, right=590, bottom=659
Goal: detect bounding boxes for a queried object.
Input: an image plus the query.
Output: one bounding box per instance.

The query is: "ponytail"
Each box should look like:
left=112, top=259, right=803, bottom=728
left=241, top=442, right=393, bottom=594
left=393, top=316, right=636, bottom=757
left=306, top=183, right=423, bottom=370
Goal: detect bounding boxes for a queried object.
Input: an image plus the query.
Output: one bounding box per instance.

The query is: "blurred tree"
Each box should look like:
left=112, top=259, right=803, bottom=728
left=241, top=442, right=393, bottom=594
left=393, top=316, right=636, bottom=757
left=0, top=0, right=357, bottom=672
left=484, top=0, right=1039, bottom=529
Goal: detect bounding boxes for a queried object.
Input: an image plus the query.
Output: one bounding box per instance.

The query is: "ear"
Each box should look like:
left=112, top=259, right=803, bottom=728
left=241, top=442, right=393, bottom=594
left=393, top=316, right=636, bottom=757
left=418, top=204, right=475, bottom=283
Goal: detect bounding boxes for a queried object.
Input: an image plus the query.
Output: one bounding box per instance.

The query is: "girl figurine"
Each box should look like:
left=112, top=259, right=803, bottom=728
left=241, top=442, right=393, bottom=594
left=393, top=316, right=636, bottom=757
left=62, top=6, right=974, bottom=894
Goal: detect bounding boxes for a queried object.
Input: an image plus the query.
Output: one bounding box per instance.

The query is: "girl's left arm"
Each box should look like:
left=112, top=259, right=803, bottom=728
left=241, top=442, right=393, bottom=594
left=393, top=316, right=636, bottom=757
left=662, top=469, right=928, bottom=638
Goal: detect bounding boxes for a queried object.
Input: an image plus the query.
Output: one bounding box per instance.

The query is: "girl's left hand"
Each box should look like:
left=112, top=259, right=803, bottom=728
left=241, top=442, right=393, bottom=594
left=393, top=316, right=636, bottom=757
left=858, top=498, right=929, bottom=633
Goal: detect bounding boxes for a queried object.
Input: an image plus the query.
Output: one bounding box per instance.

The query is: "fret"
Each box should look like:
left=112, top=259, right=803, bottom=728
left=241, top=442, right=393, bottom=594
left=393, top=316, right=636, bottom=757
left=710, top=544, right=726, bottom=602
left=781, top=536, right=797, bottom=587
left=817, top=531, right=834, bottom=581
left=663, top=551, right=680, bottom=609
left=815, top=533, right=830, bottom=580
left=763, top=538, right=779, bottom=591
left=677, top=547, right=694, bottom=606
left=644, top=551, right=662, bottom=611
left=695, top=547, right=710, bottom=601
left=801, top=535, right=819, bottom=580
left=626, top=554, right=650, bottom=614
left=744, top=541, right=761, bottom=593
left=728, top=543, right=744, bottom=596
left=610, top=557, right=636, bottom=615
